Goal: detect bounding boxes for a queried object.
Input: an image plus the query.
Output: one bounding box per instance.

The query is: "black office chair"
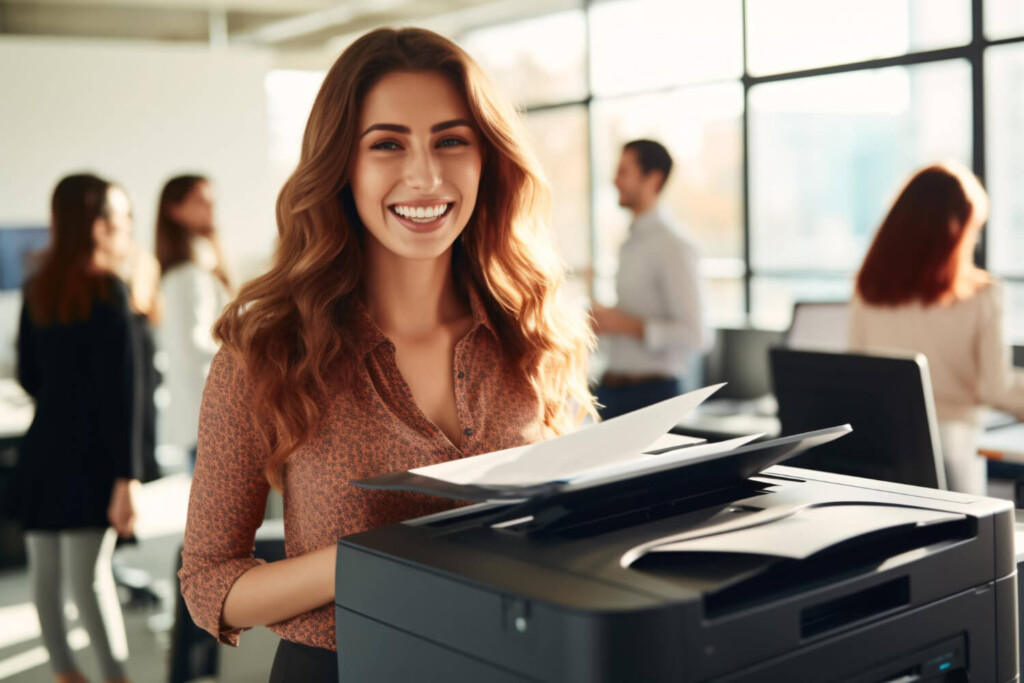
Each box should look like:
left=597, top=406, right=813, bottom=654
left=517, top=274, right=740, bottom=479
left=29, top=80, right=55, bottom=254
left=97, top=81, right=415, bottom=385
left=769, top=348, right=946, bottom=489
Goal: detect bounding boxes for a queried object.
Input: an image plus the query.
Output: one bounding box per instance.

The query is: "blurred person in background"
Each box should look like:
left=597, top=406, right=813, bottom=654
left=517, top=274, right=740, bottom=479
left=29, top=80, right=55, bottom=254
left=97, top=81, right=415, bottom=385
left=2, top=173, right=142, bottom=683
left=154, top=175, right=231, bottom=469
left=178, top=28, right=595, bottom=681
left=592, top=139, right=711, bottom=419
left=850, top=161, right=1024, bottom=495
left=127, top=246, right=163, bottom=484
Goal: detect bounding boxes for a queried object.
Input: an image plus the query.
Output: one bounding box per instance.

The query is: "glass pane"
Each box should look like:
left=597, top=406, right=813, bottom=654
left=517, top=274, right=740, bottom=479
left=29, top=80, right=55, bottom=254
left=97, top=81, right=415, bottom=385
left=706, top=277, right=746, bottom=328
left=986, top=0, right=1024, bottom=40
left=751, top=276, right=854, bottom=330
left=522, top=106, right=591, bottom=271
left=590, top=82, right=744, bottom=301
left=986, top=43, right=1024, bottom=276
left=460, top=11, right=587, bottom=108
left=1002, top=282, right=1024, bottom=344
left=589, top=0, right=742, bottom=96
left=749, top=60, right=972, bottom=273
left=746, top=0, right=970, bottom=75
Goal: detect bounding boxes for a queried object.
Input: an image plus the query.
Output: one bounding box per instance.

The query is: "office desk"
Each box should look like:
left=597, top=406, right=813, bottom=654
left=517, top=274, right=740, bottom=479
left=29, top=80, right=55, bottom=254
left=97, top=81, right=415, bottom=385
left=979, top=423, right=1024, bottom=464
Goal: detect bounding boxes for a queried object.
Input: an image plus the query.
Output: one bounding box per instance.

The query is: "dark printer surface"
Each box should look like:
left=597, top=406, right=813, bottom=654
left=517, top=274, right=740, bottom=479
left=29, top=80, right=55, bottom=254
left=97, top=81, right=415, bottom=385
left=336, top=466, right=1017, bottom=682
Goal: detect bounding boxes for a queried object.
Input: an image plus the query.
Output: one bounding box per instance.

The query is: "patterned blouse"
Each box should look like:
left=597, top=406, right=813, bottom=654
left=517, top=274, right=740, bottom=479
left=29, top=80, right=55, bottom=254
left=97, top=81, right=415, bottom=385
left=178, top=287, right=548, bottom=651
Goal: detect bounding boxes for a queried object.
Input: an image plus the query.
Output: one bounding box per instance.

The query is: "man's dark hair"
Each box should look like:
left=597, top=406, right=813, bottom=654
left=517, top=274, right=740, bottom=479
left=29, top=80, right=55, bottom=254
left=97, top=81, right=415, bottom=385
left=623, top=139, right=673, bottom=191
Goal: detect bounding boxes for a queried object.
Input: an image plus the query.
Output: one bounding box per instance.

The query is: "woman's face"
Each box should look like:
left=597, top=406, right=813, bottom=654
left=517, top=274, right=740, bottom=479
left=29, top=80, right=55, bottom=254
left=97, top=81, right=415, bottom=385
left=95, top=186, right=134, bottom=264
left=170, top=181, right=215, bottom=237
left=350, top=70, right=483, bottom=262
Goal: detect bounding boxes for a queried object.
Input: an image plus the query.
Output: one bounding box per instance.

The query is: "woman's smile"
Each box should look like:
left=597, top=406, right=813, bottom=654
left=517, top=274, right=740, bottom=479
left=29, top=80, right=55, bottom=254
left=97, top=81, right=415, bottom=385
left=387, top=200, right=456, bottom=233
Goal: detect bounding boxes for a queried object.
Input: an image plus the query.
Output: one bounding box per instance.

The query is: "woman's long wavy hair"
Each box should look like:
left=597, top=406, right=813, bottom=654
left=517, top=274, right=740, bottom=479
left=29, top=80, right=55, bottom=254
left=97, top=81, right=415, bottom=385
left=856, top=161, right=989, bottom=306
left=215, top=27, right=596, bottom=489
left=26, top=173, right=116, bottom=326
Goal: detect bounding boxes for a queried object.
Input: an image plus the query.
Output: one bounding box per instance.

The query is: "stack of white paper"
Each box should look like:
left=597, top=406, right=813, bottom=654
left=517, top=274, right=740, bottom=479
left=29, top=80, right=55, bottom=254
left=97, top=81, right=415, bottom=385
left=410, top=384, right=763, bottom=488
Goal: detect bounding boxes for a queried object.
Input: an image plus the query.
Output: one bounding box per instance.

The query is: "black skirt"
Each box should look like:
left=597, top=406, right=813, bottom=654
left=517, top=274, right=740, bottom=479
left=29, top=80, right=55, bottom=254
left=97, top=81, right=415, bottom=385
left=269, top=639, right=337, bottom=682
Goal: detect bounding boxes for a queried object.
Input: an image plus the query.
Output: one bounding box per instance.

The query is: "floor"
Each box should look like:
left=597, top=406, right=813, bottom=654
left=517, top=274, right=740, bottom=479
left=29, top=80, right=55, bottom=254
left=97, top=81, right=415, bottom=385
left=0, top=474, right=282, bottom=683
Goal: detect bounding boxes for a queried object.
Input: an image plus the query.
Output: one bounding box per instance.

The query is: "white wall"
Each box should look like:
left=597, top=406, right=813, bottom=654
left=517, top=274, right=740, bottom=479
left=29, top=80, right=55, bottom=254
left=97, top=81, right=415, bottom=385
left=0, top=36, right=280, bottom=376
left=0, top=36, right=278, bottom=278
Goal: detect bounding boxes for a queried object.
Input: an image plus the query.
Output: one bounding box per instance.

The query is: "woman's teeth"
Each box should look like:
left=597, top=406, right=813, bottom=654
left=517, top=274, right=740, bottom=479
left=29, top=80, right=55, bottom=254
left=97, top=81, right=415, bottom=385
left=392, top=203, right=450, bottom=222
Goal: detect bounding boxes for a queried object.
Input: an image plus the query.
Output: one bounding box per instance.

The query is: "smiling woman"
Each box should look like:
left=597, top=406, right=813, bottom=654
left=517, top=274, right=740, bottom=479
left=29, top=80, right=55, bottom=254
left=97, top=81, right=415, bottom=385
left=177, top=27, right=596, bottom=682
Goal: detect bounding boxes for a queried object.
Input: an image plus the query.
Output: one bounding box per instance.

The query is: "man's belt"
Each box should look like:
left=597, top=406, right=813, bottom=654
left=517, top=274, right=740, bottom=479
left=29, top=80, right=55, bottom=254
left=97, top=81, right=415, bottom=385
left=601, top=372, right=675, bottom=388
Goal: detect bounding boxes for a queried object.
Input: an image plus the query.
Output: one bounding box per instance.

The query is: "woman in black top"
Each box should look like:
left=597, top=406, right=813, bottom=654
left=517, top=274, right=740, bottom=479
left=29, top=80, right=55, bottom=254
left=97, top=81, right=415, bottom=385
left=4, top=174, right=143, bottom=683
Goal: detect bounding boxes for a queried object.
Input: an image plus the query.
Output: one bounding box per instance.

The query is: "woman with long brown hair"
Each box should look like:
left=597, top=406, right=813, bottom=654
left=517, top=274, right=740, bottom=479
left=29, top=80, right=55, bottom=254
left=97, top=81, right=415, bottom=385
left=178, top=27, right=594, bottom=680
left=153, top=175, right=231, bottom=467
left=850, top=160, right=1024, bottom=494
left=4, top=173, right=142, bottom=683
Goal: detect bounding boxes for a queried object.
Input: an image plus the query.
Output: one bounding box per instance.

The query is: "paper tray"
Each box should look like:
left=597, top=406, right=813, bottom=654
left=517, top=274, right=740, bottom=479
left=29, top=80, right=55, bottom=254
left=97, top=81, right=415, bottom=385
left=354, top=425, right=852, bottom=505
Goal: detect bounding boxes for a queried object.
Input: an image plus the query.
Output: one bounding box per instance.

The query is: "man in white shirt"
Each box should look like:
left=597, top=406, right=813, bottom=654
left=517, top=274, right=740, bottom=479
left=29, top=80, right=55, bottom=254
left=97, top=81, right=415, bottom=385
left=592, top=139, right=712, bottom=419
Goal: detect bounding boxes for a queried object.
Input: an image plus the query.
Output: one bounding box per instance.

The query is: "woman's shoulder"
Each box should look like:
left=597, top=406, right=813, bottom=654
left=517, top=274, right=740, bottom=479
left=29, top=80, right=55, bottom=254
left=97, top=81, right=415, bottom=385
left=162, top=261, right=205, bottom=285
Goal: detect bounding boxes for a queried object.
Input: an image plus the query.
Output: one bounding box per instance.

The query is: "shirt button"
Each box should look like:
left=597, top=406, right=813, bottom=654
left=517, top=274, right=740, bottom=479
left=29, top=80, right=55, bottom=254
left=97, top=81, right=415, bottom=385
left=464, top=428, right=473, bottom=437
left=457, top=371, right=465, bottom=379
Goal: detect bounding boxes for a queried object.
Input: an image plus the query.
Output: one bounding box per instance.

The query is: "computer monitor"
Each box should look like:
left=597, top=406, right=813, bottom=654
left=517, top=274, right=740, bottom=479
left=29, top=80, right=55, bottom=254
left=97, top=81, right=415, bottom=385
left=704, top=327, right=785, bottom=400
left=769, top=348, right=945, bottom=489
left=785, top=301, right=850, bottom=351
left=0, top=227, right=48, bottom=291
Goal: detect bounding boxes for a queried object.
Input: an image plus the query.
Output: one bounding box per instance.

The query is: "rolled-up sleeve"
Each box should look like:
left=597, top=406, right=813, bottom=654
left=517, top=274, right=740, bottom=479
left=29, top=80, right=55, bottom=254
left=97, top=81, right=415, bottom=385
left=976, top=281, right=1024, bottom=418
left=178, top=347, right=270, bottom=646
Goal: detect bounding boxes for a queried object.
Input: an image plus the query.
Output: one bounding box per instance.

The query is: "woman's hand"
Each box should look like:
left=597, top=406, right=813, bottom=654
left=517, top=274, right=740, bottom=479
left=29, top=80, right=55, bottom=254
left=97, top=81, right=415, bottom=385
left=107, top=478, right=140, bottom=538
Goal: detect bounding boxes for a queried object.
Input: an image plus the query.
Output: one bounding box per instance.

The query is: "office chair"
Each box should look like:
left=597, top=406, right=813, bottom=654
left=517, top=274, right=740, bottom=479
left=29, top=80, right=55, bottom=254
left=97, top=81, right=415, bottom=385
left=785, top=301, right=850, bottom=351
left=769, top=348, right=946, bottom=489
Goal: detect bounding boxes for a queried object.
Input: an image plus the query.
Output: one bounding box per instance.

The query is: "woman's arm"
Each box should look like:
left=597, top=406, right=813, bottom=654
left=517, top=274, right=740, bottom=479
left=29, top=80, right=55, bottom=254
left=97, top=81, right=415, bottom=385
left=221, top=544, right=335, bottom=629
left=16, top=301, right=39, bottom=398
left=179, top=348, right=335, bottom=644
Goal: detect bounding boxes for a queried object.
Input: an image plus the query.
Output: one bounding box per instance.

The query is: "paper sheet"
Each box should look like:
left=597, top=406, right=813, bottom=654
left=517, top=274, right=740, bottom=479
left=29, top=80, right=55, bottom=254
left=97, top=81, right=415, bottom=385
left=645, top=504, right=964, bottom=560
left=567, top=433, right=762, bottom=485
left=410, top=384, right=724, bottom=487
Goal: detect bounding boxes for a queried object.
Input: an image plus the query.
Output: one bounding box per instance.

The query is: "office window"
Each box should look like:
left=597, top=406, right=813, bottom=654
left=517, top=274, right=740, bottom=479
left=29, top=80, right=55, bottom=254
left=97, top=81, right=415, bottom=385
left=985, top=43, right=1024, bottom=277
left=751, top=276, right=854, bottom=330
left=460, top=11, right=587, bottom=109
left=745, top=0, right=970, bottom=76
left=749, top=60, right=972, bottom=275
left=589, top=0, right=742, bottom=97
left=590, top=82, right=744, bottom=321
left=985, top=0, right=1024, bottom=41
left=1003, top=283, right=1024, bottom=344
left=705, top=276, right=747, bottom=328
left=522, top=105, right=591, bottom=272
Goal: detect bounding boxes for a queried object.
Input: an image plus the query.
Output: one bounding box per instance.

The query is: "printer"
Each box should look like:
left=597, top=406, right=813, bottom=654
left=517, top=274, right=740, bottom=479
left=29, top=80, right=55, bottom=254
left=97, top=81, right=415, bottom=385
left=335, top=427, right=1018, bottom=682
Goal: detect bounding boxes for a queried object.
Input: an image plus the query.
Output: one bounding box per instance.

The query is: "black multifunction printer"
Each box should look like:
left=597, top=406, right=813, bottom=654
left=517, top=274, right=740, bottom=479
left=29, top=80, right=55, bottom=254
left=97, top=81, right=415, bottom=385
left=336, top=426, right=1018, bottom=682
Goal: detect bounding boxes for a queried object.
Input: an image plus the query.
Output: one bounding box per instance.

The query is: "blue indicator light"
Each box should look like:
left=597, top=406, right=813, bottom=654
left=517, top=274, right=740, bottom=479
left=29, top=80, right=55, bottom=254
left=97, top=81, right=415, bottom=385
left=939, top=662, right=952, bottom=671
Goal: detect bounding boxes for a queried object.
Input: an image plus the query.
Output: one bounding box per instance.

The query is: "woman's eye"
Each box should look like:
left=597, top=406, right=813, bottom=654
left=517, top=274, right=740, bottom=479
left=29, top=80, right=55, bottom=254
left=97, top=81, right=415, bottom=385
left=370, top=140, right=401, bottom=151
left=437, top=137, right=468, bottom=148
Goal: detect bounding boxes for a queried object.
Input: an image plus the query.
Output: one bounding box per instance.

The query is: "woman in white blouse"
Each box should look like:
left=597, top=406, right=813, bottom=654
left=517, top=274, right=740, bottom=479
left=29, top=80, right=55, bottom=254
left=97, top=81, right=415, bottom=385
left=849, top=161, right=1024, bottom=494
left=154, top=175, right=232, bottom=465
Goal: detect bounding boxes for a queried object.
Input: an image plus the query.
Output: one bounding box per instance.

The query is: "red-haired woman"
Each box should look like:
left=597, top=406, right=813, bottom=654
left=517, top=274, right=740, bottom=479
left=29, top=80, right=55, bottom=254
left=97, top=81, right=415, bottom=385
left=850, top=161, right=1024, bottom=495
left=4, top=174, right=142, bottom=683
left=178, top=28, right=594, bottom=680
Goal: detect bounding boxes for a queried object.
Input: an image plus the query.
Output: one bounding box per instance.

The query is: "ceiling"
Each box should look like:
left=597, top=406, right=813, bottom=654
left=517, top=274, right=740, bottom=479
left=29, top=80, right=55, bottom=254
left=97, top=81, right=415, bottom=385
left=0, top=0, right=574, bottom=52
